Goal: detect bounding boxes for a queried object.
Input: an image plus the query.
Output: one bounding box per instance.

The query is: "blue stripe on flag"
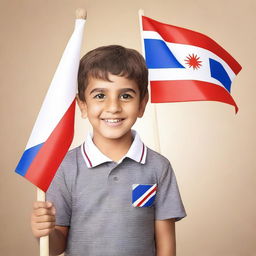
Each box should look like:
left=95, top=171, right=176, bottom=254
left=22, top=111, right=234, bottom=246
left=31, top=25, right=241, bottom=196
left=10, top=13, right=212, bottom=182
left=143, top=196, right=156, bottom=207
left=132, top=185, right=152, bottom=203
left=15, top=143, right=44, bottom=176
left=144, top=39, right=185, bottom=69
left=209, top=58, right=232, bottom=92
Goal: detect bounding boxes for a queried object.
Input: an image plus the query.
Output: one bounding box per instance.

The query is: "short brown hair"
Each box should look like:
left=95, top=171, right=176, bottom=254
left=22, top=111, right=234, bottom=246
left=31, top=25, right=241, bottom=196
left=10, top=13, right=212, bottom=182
left=78, top=45, right=148, bottom=102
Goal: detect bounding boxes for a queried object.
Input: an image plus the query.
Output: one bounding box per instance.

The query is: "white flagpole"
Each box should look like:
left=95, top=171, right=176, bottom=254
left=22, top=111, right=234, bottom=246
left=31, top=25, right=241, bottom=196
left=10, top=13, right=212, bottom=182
left=138, top=9, right=161, bottom=153
left=36, top=8, right=87, bottom=256
left=37, top=188, right=49, bottom=256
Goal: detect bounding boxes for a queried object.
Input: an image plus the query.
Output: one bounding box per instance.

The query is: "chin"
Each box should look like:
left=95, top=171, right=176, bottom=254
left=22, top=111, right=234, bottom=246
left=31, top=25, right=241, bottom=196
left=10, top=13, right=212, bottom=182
left=102, top=129, right=132, bottom=140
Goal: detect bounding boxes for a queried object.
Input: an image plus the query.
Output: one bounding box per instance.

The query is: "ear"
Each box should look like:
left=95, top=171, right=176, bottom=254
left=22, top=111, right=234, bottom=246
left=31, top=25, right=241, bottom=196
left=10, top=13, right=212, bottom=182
left=138, top=92, right=149, bottom=118
left=76, top=94, right=88, bottom=119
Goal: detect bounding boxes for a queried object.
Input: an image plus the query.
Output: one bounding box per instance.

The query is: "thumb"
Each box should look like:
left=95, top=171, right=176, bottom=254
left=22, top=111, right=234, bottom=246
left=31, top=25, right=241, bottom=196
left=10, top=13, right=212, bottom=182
left=46, top=201, right=53, bottom=208
left=52, top=205, right=56, bottom=215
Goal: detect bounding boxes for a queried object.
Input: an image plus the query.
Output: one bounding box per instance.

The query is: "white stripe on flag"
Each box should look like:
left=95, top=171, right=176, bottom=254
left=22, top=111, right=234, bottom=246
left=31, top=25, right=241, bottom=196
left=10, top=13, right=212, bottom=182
left=26, top=19, right=85, bottom=149
left=139, top=190, right=156, bottom=207
left=132, top=184, right=140, bottom=190
left=149, top=68, right=223, bottom=87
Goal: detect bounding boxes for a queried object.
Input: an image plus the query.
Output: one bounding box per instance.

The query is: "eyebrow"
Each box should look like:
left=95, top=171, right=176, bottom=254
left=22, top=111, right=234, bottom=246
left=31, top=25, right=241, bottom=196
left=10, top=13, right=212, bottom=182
left=89, top=88, right=137, bottom=95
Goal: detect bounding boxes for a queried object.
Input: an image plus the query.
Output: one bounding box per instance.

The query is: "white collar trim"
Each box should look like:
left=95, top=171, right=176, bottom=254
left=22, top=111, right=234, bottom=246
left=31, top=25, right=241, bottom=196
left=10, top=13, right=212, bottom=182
left=81, top=130, right=147, bottom=168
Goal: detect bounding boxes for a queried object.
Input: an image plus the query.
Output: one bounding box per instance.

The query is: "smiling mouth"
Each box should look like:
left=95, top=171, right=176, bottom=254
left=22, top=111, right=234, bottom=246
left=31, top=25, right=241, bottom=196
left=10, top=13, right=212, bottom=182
left=102, top=118, right=124, bottom=123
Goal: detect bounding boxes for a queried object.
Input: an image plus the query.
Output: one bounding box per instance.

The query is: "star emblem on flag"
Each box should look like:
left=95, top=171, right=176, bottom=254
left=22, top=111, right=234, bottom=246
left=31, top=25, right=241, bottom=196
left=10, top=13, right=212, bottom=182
left=185, top=54, right=202, bottom=70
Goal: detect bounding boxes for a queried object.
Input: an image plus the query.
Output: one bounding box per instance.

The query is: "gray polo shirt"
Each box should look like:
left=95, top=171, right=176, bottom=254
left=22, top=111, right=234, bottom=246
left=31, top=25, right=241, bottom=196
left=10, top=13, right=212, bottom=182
left=46, top=130, right=186, bottom=256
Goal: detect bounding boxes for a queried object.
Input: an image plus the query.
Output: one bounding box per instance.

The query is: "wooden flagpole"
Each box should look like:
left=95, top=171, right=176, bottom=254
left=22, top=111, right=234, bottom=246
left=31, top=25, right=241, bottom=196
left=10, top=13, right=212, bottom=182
left=36, top=8, right=87, bottom=256
left=37, top=188, right=49, bottom=256
left=138, top=9, right=161, bottom=153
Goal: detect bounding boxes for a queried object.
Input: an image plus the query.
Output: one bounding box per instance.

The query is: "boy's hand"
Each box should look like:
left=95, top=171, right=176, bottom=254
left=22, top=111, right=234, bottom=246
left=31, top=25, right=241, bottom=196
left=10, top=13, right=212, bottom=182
left=31, top=201, right=56, bottom=238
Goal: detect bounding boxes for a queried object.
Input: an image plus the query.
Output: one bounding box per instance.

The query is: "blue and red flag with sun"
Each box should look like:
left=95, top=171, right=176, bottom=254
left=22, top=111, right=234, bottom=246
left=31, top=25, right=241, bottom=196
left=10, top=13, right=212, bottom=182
left=141, top=15, right=242, bottom=113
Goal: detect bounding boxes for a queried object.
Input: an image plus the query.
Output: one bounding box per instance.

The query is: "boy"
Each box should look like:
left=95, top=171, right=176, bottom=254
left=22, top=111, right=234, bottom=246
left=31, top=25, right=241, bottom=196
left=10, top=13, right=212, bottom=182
left=31, top=45, right=186, bottom=256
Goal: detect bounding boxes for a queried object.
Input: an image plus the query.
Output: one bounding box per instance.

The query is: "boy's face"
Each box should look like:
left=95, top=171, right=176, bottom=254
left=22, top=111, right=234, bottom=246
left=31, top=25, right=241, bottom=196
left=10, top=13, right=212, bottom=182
left=77, top=74, right=148, bottom=143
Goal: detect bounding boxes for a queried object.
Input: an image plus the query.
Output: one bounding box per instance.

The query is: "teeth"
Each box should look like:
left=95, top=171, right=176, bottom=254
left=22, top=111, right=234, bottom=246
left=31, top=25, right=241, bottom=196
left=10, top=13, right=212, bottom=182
left=104, top=119, right=122, bottom=123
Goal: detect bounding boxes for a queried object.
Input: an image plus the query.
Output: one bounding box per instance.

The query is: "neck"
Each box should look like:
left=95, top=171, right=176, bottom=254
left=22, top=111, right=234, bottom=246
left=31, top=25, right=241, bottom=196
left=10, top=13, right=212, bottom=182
left=92, top=131, right=133, bottom=162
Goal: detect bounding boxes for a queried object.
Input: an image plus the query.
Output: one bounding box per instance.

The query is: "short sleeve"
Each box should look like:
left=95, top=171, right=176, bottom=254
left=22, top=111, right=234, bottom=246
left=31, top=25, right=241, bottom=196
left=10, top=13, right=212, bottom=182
left=155, top=163, right=186, bottom=221
left=46, top=165, right=72, bottom=226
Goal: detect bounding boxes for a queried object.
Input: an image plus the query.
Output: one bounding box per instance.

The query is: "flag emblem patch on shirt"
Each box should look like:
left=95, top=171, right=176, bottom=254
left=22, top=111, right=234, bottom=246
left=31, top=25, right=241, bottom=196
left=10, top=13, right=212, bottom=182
left=132, top=184, right=157, bottom=207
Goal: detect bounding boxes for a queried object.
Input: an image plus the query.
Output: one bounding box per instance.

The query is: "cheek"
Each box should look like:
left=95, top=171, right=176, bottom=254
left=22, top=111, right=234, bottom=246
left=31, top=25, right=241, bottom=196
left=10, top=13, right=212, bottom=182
left=124, top=103, right=141, bottom=116
left=87, top=103, right=102, bottom=117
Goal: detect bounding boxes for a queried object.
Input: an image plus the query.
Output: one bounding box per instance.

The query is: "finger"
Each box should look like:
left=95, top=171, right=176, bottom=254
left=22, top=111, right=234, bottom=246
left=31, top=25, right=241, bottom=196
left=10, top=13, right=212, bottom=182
left=35, top=221, right=55, bottom=231
left=40, top=229, right=52, bottom=237
left=34, top=207, right=55, bottom=217
left=39, top=228, right=55, bottom=237
left=32, top=214, right=56, bottom=223
left=33, top=201, right=52, bottom=210
left=33, top=228, right=55, bottom=238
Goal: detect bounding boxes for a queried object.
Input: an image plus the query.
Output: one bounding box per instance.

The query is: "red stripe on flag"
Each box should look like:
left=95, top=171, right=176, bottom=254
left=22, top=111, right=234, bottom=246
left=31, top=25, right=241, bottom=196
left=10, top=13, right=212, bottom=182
left=150, top=80, right=238, bottom=113
left=137, top=186, right=157, bottom=207
left=25, top=100, right=76, bottom=192
left=142, top=16, right=242, bottom=75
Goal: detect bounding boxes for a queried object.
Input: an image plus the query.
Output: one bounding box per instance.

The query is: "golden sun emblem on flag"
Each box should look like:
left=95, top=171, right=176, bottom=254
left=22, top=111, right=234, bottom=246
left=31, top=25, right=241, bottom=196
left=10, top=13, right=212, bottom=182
left=185, top=54, right=202, bottom=70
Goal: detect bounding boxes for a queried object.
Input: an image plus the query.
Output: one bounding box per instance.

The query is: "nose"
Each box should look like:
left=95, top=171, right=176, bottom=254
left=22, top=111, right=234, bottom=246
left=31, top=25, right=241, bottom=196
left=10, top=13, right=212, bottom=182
left=105, top=97, right=122, bottom=113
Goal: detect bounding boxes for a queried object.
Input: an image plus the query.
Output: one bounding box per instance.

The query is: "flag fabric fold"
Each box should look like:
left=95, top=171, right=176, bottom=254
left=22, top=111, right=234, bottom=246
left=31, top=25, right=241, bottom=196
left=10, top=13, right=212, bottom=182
left=15, top=19, right=86, bottom=192
left=141, top=15, right=242, bottom=113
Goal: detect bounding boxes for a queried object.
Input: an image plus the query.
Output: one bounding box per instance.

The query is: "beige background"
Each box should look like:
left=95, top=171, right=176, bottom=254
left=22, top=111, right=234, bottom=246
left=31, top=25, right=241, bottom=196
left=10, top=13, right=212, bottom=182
left=1, top=0, right=255, bottom=255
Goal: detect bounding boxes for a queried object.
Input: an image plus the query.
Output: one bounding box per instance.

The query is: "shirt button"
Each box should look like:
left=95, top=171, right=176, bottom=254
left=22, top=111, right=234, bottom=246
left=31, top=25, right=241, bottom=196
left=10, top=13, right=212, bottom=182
left=113, top=176, right=119, bottom=182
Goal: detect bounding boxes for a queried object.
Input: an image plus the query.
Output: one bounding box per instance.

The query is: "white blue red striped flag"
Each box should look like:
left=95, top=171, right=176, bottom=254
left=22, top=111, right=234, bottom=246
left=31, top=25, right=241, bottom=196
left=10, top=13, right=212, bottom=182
left=15, top=18, right=85, bottom=192
left=141, top=15, right=242, bottom=113
left=132, top=184, right=157, bottom=207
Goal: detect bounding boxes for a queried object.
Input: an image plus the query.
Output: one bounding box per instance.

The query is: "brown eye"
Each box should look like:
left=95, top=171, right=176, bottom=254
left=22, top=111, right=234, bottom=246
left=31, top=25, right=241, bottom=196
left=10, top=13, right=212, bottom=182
left=120, top=94, right=133, bottom=100
left=94, top=93, right=105, bottom=99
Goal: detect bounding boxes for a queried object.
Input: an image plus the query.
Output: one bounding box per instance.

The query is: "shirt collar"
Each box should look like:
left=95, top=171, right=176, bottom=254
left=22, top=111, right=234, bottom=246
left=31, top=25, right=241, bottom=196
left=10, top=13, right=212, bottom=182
left=81, top=130, right=147, bottom=168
